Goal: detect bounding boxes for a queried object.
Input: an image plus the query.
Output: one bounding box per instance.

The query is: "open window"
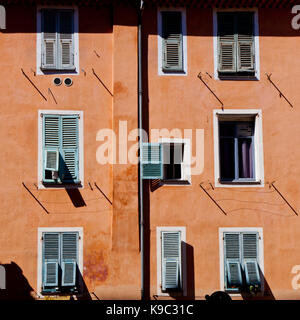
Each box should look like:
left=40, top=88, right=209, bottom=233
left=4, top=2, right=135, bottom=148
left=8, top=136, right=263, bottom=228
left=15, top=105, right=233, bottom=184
left=141, top=140, right=191, bottom=184
left=214, top=110, right=264, bottom=187
left=40, top=112, right=82, bottom=187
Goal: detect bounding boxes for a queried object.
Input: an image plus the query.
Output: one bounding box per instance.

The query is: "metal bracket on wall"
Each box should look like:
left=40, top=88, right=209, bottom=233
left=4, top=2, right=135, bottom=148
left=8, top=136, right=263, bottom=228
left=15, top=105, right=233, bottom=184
left=22, top=182, right=49, bottom=214
left=21, top=68, right=47, bottom=101
left=268, top=181, right=298, bottom=216
left=198, top=72, right=224, bottom=110
left=199, top=182, right=227, bottom=215
left=265, top=73, right=294, bottom=108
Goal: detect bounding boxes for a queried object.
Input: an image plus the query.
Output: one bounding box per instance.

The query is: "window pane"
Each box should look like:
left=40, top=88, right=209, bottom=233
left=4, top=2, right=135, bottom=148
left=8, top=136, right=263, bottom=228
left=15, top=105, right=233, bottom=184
left=163, top=143, right=183, bottom=180
left=238, top=138, right=253, bottom=179
left=219, top=122, right=235, bottom=136
left=220, top=138, right=235, bottom=180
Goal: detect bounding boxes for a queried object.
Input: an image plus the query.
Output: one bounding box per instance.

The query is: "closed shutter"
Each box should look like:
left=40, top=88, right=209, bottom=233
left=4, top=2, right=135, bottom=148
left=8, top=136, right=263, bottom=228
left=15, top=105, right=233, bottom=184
left=162, top=231, right=181, bottom=291
left=237, top=13, right=254, bottom=72
left=218, top=13, right=236, bottom=73
left=162, top=12, right=183, bottom=72
left=141, top=143, right=163, bottom=179
left=41, top=10, right=57, bottom=70
left=61, top=116, right=79, bottom=183
left=59, top=11, right=74, bottom=70
left=224, top=233, right=242, bottom=289
left=61, top=233, right=77, bottom=286
left=242, top=233, right=261, bottom=287
left=43, top=115, right=60, bottom=181
left=43, top=233, right=59, bottom=287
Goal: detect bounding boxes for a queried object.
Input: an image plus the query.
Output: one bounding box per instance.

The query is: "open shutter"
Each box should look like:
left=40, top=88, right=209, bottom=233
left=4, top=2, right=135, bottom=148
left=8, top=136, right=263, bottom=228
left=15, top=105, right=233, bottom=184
left=224, top=233, right=242, bottom=289
left=162, top=231, right=181, bottom=291
left=162, top=12, right=183, bottom=72
left=43, top=115, right=60, bottom=182
left=237, top=13, right=255, bottom=72
left=41, top=10, right=57, bottom=70
left=43, top=233, right=59, bottom=288
left=59, top=11, right=75, bottom=70
left=61, top=116, right=79, bottom=183
left=61, top=233, right=78, bottom=286
left=218, top=13, right=236, bottom=73
left=242, top=233, right=261, bottom=287
left=141, top=143, right=163, bottom=179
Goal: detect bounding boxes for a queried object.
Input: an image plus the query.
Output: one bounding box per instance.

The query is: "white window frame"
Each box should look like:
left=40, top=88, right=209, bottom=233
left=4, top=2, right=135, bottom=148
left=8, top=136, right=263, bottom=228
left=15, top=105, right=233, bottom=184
left=159, top=138, right=191, bottom=185
left=213, top=7, right=260, bottom=80
left=36, top=5, right=79, bottom=75
left=37, top=227, right=83, bottom=298
left=157, top=7, right=188, bottom=76
left=213, top=109, right=264, bottom=188
left=156, top=226, right=187, bottom=296
left=37, top=110, right=84, bottom=189
left=219, top=227, right=264, bottom=296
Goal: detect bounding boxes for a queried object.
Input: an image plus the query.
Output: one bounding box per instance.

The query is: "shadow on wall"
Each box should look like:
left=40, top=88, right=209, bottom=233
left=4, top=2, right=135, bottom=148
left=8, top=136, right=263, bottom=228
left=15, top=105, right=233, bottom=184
left=0, top=262, right=35, bottom=300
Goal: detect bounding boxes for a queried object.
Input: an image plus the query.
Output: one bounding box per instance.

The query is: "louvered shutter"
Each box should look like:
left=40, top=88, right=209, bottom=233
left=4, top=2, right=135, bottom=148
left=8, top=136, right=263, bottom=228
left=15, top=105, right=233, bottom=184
left=162, top=12, right=183, bottom=72
left=237, top=13, right=255, bottom=72
left=43, top=115, right=60, bottom=182
left=43, top=233, right=59, bottom=287
left=141, top=143, right=163, bottom=179
left=61, top=233, right=77, bottom=286
left=242, top=233, right=261, bottom=287
left=218, top=13, right=236, bottom=73
left=61, top=116, right=79, bottom=183
left=41, top=10, right=57, bottom=70
left=224, top=233, right=243, bottom=289
left=162, top=231, right=181, bottom=291
left=59, top=11, right=74, bottom=70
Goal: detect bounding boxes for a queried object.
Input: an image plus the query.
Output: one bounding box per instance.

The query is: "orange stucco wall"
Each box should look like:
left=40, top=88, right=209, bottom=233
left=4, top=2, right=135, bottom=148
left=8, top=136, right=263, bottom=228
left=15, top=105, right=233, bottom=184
left=144, top=7, right=300, bottom=299
left=0, top=4, right=139, bottom=299
left=1, top=3, right=300, bottom=300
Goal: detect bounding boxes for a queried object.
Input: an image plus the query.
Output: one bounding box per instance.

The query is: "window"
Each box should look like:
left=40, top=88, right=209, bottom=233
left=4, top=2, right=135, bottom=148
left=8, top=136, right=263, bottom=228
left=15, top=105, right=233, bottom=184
left=213, top=110, right=264, bottom=187
left=156, top=227, right=186, bottom=296
left=38, top=110, right=83, bottom=188
left=214, top=10, right=259, bottom=79
left=158, top=8, right=187, bottom=75
left=141, top=139, right=191, bottom=184
left=223, top=231, right=262, bottom=293
left=40, top=9, right=75, bottom=71
left=43, top=114, right=79, bottom=184
left=219, top=121, right=254, bottom=182
left=42, top=232, right=79, bottom=294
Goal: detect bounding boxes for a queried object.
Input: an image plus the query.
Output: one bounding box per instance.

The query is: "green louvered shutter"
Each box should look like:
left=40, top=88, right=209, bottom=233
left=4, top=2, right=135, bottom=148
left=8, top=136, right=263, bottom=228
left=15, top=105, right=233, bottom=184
left=218, top=13, right=236, bottom=73
left=61, top=233, right=77, bottom=286
left=224, top=233, right=243, bottom=289
left=237, top=13, right=255, bottom=72
left=43, top=115, right=60, bottom=182
left=61, top=116, right=79, bottom=183
left=41, top=10, right=57, bottom=70
left=59, top=11, right=75, bottom=70
left=43, top=233, right=59, bottom=288
left=242, top=233, right=261, bottom=287
left=141, top=143, right=163, bottom=179
left=162, top=231, right=181, bottom=291
left=162, top=12, right=183, bottom=72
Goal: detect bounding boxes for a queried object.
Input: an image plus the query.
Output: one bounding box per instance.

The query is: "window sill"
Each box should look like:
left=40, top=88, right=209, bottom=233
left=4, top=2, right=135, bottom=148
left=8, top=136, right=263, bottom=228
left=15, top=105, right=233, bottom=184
left=219, top=180, right=261, bottom=185
left=42, top=181, right=82, bottom=189
left=161, top=179, right=191, bottom=186
left=217, top=73, right=258, bottom=81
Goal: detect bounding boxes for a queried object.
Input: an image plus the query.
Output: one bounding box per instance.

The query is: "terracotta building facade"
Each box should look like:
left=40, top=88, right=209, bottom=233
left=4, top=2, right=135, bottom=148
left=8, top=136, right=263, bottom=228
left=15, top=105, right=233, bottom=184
left=0, top=0, right=300, bottom=300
